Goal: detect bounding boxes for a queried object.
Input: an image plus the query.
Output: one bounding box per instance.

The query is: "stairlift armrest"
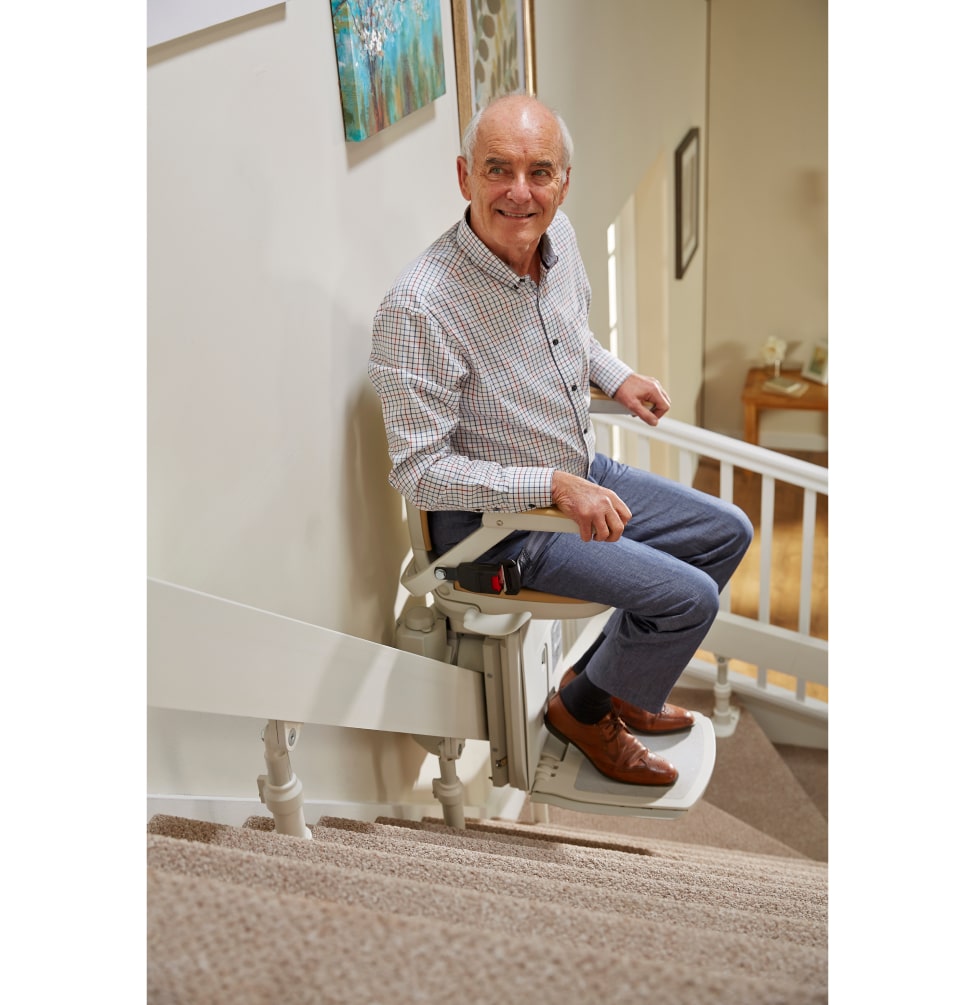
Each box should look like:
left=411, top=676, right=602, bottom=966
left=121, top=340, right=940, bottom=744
left=401, top=507, right=580, bottom=597
left=588, top=386, right=631, bottom=414
left=479, top=507, right=580, bottom=535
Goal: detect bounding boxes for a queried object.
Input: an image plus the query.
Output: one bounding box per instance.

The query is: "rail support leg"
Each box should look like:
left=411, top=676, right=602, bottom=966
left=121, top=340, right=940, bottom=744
left=415, top=735, right=467, bottom=829
left=257, top=720, right=313, bottom=839
left=711, top=655, right=741, bottom=738
left=432, top=737, right=467, bottom=829
left=531, top=802, right=550, bottom=824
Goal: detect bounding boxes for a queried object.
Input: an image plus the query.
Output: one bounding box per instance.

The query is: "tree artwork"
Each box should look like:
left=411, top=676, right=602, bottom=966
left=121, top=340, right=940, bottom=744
left=331, top=0, right=447, bottom=141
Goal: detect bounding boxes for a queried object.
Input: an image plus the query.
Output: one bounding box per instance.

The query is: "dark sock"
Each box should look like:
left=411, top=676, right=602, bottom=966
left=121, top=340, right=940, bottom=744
left=573, top=632, right=606, bottom=674
left=560, top=668, right=613, bottom=724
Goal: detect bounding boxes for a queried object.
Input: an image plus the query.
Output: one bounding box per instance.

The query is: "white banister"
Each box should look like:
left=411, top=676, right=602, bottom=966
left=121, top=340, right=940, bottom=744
left=759, top=474, right=775, bottom=624
left=799, top=487, right=818, bottom=635
left=591, top=413, right=828, bottom=732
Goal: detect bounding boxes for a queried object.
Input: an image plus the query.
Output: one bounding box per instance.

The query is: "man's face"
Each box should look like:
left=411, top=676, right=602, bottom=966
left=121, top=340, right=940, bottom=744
left=457, top=98, right=570, bottom=272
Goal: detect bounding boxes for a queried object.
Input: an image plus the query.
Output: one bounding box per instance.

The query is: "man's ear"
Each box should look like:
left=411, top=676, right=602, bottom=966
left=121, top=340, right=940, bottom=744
left=457, top=156, right=472, bottom=200
left=558, top=165, right=571, bottom=205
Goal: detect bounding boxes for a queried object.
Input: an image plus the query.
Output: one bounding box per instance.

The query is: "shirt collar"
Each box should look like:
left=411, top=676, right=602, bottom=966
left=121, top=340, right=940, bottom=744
left=457, top=210, right=560, bottom=287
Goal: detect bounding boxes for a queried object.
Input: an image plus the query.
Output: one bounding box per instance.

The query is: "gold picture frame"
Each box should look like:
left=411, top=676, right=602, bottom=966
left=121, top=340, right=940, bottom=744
left=451, top=0, right=536, bottom=141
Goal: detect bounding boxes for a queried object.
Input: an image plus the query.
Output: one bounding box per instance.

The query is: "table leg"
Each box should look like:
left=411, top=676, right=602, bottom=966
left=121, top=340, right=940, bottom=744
left=743, top=403, right=759, bottom=446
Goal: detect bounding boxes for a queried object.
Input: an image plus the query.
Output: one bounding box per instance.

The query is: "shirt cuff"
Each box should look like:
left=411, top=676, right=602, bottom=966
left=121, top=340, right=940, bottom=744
left=510, top=467, right=556, bottom=510
left=590, top=353, right=633, bottom=398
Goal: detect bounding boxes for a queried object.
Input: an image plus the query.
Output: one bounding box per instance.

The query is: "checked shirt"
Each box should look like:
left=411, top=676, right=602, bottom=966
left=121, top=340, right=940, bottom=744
left=368, top=210, right=632, bottom=512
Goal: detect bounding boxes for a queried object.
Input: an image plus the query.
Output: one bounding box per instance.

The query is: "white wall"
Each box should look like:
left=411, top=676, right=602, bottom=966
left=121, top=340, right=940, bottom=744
left=533, top=0, right=709, bottom=425
left=148, top=1, right=467, bottom=807
left=703, top=0, right=828, bottom=446
left=147, top=1, right=710, bottom=814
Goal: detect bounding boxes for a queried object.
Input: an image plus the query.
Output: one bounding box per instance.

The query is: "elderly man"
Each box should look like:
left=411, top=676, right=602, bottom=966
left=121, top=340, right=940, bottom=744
left=369, top=94, right=752, bottom=786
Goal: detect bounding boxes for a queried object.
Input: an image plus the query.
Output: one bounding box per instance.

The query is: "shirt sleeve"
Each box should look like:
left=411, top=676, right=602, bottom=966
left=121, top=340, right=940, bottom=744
left=587, top=334, right=634, bottom=398
left=368, top=299, right=555, bottom=512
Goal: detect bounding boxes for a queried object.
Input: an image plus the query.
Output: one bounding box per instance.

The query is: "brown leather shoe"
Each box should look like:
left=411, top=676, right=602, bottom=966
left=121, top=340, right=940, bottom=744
left=560, top=667, right=695, bottom=735
left=544, top=691, right=678, bottom=786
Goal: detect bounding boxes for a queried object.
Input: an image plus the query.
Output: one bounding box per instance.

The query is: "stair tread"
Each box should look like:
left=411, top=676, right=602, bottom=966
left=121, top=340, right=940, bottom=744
left=149, top=865, right=826, bottom=1005
left=360, top=812, right=825, bottom=880
left=306, top=817, right=828, bottom=902
left=149, top=815, right=826, bottom=932
left=516, top=798, right=814, bottom=863
left=148, top=831, right=827, bottom=983
left=150, top=830, right=828, bottom=951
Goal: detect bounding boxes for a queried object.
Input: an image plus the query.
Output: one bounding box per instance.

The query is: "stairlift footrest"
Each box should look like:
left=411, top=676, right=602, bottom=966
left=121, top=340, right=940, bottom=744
left=530, top=711, right=717, bottom=819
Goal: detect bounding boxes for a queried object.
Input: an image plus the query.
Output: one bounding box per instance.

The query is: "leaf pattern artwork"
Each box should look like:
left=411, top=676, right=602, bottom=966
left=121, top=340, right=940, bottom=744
left=467, top=0, right=523, bottom=114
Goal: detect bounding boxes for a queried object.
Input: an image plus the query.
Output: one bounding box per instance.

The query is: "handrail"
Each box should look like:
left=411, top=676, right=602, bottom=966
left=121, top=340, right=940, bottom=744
left=590, top=413, right=828, bottom=718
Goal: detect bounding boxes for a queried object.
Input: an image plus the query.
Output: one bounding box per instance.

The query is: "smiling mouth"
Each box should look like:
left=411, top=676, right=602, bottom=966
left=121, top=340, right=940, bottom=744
left=498, top=210, right=535, bottom=219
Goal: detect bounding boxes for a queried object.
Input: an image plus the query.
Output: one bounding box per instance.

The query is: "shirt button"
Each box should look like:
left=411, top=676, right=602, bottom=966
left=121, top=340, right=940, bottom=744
left=571, top=384, right=578, bottom=391
left=552, top=339, right=559, bottom=346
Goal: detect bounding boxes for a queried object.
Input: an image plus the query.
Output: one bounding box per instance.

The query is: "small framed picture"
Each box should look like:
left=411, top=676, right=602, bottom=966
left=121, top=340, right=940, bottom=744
left=674, top=127, right=700, bottom=279
left=801, top=341, right=829, bottom=385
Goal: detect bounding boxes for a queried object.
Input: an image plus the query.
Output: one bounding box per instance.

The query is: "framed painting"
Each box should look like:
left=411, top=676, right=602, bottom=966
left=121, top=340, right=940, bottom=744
left=330, top=0, right=447, bottom=142
left=451, top=0, right=536, bottom=139
left=148, top=1, right=284, bottom=47
left=674, top=127, right=700, bottom=279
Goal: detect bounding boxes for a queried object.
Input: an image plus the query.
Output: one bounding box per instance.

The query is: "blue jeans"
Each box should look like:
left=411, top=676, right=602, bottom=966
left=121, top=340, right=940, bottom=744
left=429, top=453, right=753, bottom=713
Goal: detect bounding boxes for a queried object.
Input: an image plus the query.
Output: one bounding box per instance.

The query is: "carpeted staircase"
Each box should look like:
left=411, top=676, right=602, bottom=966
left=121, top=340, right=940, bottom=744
left=147, top=689, right=827, bottom=1003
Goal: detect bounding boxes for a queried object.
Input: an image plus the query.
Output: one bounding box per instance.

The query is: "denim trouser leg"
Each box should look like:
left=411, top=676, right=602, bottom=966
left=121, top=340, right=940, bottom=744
left=517, top=454, right=753, bottom=713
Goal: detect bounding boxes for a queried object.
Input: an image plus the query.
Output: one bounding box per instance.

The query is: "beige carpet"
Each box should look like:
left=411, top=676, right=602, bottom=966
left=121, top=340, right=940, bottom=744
left=148, top=814, right=826, bottom=1004
left=148, top=691, right=827, bottom=1003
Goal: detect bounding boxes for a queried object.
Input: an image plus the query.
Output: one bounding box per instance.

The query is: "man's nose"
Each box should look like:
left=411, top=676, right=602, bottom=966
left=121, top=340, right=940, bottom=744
left=507, top=175, right=532, bottom=202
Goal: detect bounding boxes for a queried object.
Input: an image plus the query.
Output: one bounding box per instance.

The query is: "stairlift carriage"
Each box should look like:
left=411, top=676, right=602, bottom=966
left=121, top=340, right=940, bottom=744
left=393, top=500, right=717, bottom=828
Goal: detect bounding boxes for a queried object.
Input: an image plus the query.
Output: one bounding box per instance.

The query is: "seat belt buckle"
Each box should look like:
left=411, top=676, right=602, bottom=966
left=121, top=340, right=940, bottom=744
left=434, top=559, right=522, bottom=595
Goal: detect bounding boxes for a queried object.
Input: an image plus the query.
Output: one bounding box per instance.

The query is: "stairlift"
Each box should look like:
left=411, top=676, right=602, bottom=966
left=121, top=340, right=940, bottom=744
left=393, top=500, right=717, bottom=828
left=147, top=393, right=718, bottom=837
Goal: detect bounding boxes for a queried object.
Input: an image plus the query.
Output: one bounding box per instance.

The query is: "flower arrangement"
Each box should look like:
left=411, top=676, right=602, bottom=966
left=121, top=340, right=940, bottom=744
left=760, top=336, right=787, bottom=376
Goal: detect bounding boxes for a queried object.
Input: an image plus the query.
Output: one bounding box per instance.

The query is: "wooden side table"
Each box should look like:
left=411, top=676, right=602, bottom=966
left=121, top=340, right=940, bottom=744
left=741, top=367, right=828, bottom=446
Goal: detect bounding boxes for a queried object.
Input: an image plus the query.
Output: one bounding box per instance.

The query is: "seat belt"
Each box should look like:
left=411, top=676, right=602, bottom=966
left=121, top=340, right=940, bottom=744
left=433, top=559, right=522, bottom=595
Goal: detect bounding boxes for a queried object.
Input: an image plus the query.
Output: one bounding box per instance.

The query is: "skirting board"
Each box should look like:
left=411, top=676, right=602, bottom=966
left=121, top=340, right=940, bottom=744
left=148, top=785, right=527, bottom=828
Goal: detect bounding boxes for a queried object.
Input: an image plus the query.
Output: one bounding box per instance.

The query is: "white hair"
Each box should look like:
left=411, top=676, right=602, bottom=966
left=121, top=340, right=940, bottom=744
left=460, top=94, right=574, bottom=180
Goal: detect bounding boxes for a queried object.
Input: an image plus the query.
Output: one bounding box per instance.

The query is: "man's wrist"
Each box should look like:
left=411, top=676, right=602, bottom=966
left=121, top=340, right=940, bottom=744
left=550, top=469, right=576, bottom=507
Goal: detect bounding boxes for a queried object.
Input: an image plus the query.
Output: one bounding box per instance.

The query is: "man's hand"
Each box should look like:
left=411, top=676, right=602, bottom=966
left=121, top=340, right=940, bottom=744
left=551, top=470, right=632, bottom=542
left=613, top=373, right=671, bottom=427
